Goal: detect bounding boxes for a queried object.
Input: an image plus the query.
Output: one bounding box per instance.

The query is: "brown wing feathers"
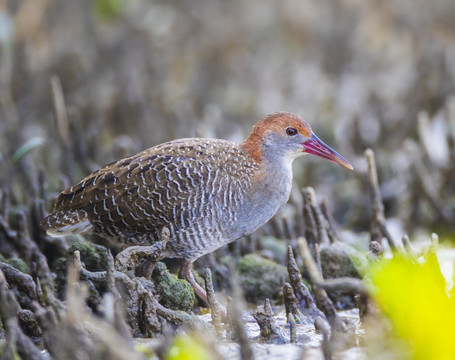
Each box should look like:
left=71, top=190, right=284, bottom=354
left=42, top=138, right=258, bottom=245
left=43, top=149, right=199, bottom=236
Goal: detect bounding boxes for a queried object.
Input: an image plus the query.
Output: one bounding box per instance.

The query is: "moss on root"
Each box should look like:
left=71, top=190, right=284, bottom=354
left=319, top=242, right=367, bottom=279
left=152, top=262, right=195, bottom=312
left=238, top=253, right=287, bottom=303
left=66, top=240, right=110, bottom=271
left=0, top=253, right=29, bottom=274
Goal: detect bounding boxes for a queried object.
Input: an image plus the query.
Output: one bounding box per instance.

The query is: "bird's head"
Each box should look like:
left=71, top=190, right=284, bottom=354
left=242, top=112, right=353, bottom=170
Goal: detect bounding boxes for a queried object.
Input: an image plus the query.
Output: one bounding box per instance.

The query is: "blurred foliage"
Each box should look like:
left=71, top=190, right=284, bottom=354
left=369, top=251, right=455, bottom=360
left=92, top=0, right=126, bottom=22
left=10, top=137, right=45, bottom=164
left=164, top=333, right=213, bottom=360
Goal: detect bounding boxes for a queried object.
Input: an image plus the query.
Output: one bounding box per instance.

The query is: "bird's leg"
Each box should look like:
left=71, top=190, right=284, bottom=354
left=179, top=260, right=209, bottom=307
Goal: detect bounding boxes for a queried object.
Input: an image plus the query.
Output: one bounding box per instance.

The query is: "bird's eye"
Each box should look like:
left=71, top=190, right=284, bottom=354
left=285, top=127, right=298, bottom=136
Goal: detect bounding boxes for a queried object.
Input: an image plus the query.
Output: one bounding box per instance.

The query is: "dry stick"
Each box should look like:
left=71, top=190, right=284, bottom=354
left=368, top=240, right=384, bottom=260
left=35, top=250, right=60, bottom=310
left=0, top=212, right=17, bottom=241
left=314, top=242, right=322, bottom=274
left=32, top=301, right=62, bottom=358
left=66, top=261, right=143, bottom=360
left=0, top=186, right=9, bottom=217
left=283, top=282, right=304, bottom=323
left=114, top=227, right=169, bottom=274
left=297, top=238, right=346, bottom=333
left=228, top=261, right=254, bottom=360
left=74, top=251, right=136, bottom=339
left=315, top=317, right=332, bottom=360
left=0, top=270, right=45, bottom=360
left=317, top=277, right=366, bottom=296
left=72, top=250, right=103, bottom=310
left=136, top=279, right=162, bottom=336
left=204, top=268, right=223, bottom=335
left=272, top=216, right=287, bottom=242
left=405, top=141, right=452, bottom=223
left=253, top=298, right=287, bottom=344
left=320, top=199, right=340, bottom=243
left=445, top=98, right=455, bottom=164
left=288, top=313, right=296, bottom=344
left=50, top=76, right=70, bottom=147
left=50, top=75, right=74, bottom=180
left=0, top=262, right=37, bottom=301
left=1, top=91, right=39, bottom=196
left=17, top=309, right=42, bottom=341
left=365, top=149, right=398, bottom=250
left=301, top=188, right=319, bottom=256
left=283, top=216, right=296, bottom=242
left=107, top=248, right=135, bottom=342
left=105, top=250, right=117, bottom=295
left=16, top=210, right=36, bottom=265
left=306, top=187, right=329, bottom=245
left=10, top=210, right=60, bottom=310
left=287, top=245, right=324, bottom=321
left=401, top=234, right=415, bottom=256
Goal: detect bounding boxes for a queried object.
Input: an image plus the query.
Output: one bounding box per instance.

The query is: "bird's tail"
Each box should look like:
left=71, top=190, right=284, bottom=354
left=41, top=209, right=93, bottom=237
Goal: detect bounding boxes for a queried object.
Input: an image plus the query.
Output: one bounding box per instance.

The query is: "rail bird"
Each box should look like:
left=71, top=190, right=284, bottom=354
left=42, top=112, right=353, bottom=304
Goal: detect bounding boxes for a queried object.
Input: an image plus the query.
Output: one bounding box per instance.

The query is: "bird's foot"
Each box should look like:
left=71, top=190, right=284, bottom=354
left=179, top=261, right=227, bottom=319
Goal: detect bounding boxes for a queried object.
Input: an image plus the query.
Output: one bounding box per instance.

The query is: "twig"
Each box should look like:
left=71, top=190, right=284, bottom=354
left=115, top=227, right=169, bottom=273
left=365, top=149, right=398, bottom=251
left=0, top=262, right=37, bottom=301
left=320, top=199, right=340, bottom=243
left=204, top=268, right=223, bottom=335
left=154, top=296, right=211, bottom=331
left=0, top=186, right=9, bottom=217
left=283, top=282, right=305, bottom=324
left=136, top=279, right=161, bottom=336
left=65, top=261, right=142, bottom=360
left=368, top=240, right=384, bottom=260
left=0, top=270, right=45, bottom=360
left=288, top=313, right=296, bottom=344
left=315, top=317, right=332, bottom=360
left=301, top=188, right=318, bottom=255
left=287, top=245, right=325, bottom=321
left=283, top=216, right=296, bottom=242
left=50, top=75, right=70, bottom=147
left=405, top=141, right=452, bottom=223
left=253, top=298, right=287, bottom=344
left=306, top=187, right=329, bottom=245
left=297, top=238, right=346, bottom=333
left=228, top=261, right=254, bottom=360
left=50, top=75, right=74, bottom=180
left=316, top=277, right=366, bottom=296
left=72, top=251, right=103, bottom=310
left=401, top=234, right=415, bottom=256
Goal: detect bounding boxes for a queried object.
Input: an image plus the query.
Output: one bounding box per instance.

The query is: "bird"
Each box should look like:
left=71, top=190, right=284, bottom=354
left=42, top=111, right=353, bottom=305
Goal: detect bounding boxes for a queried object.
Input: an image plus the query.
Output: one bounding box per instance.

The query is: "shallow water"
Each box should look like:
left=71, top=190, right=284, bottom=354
left=135, top=245, right=455, bottom=360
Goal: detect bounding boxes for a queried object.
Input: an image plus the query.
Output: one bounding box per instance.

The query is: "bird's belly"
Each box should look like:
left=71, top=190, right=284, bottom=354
left=108, top=180, right=291, bottom=260
left=162, top=221, right=232, bottom=260
left=162, top=192, right=289, bottom=260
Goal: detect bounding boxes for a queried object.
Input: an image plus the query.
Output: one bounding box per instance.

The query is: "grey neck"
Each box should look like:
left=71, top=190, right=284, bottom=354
left=236, top=151, right=295, bottom=236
